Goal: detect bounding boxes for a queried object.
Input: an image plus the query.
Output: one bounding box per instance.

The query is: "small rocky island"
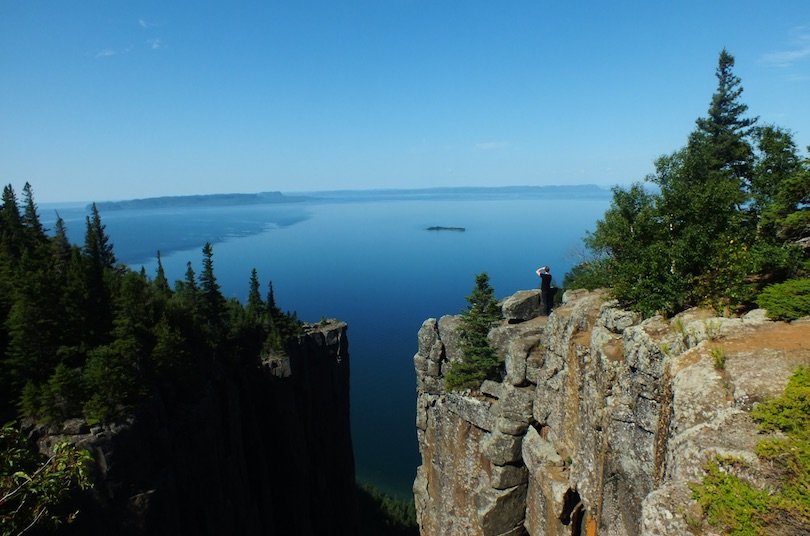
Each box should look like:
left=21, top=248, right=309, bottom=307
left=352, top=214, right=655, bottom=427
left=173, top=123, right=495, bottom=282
left=426, top=226, right=465, bottom=232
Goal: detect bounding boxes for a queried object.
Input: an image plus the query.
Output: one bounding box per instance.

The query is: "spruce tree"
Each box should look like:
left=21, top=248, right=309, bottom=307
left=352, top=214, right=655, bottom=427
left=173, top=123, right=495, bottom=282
left=51, top=215, right=72, bottom=277
left=153, top=251, right=171, bottom=297
left=247, top=268, right=265, bottom=322
left=20, top=182, right=47, bottom=250
left=0, top=184, right=23, bottom=261
left=445, top=273, right=502, bottom=390
left=198, top=242, right=226, bottom=340
left=695, top=49, right=757, bottom=176
left=84, top=203, right=115, bottom=270
left=81, top=207, right=114, bottom=345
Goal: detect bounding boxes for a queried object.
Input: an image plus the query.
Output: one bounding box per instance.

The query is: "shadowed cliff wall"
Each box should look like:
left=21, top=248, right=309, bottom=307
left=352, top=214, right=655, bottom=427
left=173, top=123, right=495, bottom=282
left=33, top=320, right=355, bottom=536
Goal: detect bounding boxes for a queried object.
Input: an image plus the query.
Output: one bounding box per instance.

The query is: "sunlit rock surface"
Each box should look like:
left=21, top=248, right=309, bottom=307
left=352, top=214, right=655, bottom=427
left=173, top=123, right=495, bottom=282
left=414, top=290, right=810, bottom=536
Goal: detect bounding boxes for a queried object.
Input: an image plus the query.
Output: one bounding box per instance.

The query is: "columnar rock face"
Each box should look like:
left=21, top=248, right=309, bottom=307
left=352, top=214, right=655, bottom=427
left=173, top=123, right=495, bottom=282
left=33, top=321, right=356, bottom=536
left=413, top=290, right=810, bottom=536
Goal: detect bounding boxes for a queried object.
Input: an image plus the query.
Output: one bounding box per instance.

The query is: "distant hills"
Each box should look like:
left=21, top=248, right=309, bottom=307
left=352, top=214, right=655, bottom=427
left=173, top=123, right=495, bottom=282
left=93, top=185, right=610, bottom=210
left=94, top=191, right=311, bottom=211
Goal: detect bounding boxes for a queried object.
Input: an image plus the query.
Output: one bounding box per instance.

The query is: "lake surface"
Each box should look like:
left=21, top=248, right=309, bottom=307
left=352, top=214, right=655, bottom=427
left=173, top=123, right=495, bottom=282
left=42, top=195, right=610, bottom=498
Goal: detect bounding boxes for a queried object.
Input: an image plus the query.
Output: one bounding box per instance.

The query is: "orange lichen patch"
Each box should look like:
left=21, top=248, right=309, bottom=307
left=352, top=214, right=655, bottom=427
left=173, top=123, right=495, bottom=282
left=721, top=321, right=810, bottom=354
left=584, top=514, right=598, bottom=536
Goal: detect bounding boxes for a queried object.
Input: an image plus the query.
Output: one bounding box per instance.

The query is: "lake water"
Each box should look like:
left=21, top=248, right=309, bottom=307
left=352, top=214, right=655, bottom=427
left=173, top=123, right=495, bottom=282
left=42, top=195, right=610, bottom=498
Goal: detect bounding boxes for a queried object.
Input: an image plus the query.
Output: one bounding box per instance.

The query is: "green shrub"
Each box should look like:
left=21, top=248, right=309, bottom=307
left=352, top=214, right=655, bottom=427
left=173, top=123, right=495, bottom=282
left=710, top=347, right=726, bottom=370
left=562, top=258, right=611, bottom=291
left=756, top=279, right=810, bottom=321
left=692, top=367, right=810, bottom=533
left=0, top=423, right=93, bottom=534
left=690, top=458, right=770, bottom=535
left=751, top=366, right=809, bottom=439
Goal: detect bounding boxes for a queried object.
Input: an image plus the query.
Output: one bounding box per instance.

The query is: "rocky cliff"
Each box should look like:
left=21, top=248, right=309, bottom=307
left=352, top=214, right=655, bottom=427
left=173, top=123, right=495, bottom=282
left=413, top=289, right=810, bottom=535
left=32, top=320, right=356, bottom=536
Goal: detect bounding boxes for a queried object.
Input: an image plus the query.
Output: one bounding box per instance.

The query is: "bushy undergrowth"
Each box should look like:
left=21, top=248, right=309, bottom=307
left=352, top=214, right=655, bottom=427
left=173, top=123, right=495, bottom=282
left=756, top=278, right=810, bottom=321
left=356, top=483, right=418, bottom=536
left=1, top=422, right=93, bottom=534
left=691, top=367, right=810, bottom=534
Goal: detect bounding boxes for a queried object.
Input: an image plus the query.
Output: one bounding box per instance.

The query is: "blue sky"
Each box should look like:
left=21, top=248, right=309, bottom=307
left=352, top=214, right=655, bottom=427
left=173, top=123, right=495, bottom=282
left=1, top=1, right=809, bottom=203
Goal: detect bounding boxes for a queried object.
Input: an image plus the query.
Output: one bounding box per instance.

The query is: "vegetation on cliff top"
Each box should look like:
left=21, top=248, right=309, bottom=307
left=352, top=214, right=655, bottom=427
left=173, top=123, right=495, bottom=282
left=1, top=185, right=301, bottom=425
left=691, top=366, right=810, bottom=534
left=445, top=273, right=503, bottom=391
left=566, top=49, right=809, bottom=317
left=0, top=185, right=303, bottom=530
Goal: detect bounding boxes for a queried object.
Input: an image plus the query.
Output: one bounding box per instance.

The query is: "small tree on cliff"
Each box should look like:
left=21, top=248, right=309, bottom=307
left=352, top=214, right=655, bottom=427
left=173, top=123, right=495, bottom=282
left=445, top=273, right=502, bottom=391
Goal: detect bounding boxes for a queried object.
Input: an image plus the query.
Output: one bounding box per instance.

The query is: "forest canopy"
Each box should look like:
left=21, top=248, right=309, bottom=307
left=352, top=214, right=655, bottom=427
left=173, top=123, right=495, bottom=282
left=0, top=187, right=301, bottom=426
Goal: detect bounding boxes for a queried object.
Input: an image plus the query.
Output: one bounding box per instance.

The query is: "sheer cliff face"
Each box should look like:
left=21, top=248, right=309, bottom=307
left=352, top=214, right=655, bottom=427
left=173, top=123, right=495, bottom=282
left=34, top=321, right=356, bottom=536
left=413, top=290, right=810, bottom=536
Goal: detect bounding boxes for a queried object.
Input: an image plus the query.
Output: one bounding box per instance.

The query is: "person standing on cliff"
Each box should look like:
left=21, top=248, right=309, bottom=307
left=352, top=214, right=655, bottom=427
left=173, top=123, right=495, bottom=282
left=536, top=266, right=553, bottom=315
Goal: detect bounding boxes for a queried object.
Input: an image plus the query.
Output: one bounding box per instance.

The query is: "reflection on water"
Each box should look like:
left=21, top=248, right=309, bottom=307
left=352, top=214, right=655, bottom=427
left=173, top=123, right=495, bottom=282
left=41, top=204, right=312, bottom=264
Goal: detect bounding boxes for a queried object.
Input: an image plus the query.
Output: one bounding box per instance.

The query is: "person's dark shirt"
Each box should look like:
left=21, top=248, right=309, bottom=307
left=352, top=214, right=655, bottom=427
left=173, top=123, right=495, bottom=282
left=540, top=273, right=551, bottom=291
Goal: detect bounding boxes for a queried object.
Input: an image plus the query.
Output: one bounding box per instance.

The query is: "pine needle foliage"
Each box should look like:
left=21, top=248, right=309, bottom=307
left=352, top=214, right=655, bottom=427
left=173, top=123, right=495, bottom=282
left=445, top=273, right=502, bottom=391
left=756, top=278, right=810, bottom=321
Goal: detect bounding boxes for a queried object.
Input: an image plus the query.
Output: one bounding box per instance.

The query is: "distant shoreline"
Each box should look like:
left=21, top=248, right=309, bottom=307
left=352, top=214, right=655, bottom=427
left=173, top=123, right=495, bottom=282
left=89, top=184, right=611, bottom=211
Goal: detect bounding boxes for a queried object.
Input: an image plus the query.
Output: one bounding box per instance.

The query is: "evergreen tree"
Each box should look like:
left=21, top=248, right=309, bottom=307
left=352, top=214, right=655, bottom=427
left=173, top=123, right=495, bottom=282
left=51, top=214, right=72, bottom=277
left=153, top=250, right=171, bottom=297
left=84, top=203, right=115, bottom=270
left=4, top=253, right=63, bottom=394
left=82, top=338, right=142, bottom=423
left=0, top=184, right=23, bottom=262
left=247, top=268, right=265, bottom=322
left=151, top=313, right=190, bottom=377
left=445, top=273, right=502, bottom=390
left=183, top=261, right=198, bottom=293
left=695, top=49, right=757, bottom=177
left=39, top=363, right=84, bottom=423
left=81, top=211, right=114, bottom=346
left=199, top=242, right=225, bottom=333
left=20, top=182, right=47, bottom=251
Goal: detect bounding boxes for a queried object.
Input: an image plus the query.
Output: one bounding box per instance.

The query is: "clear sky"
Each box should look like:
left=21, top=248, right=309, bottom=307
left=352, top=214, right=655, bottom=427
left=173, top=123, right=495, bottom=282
left=1, top=1, right=809, bottom=203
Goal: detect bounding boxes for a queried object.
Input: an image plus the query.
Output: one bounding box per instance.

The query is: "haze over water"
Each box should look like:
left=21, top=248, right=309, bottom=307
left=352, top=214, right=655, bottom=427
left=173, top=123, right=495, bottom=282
left=44, top=192, right=610, bottom=497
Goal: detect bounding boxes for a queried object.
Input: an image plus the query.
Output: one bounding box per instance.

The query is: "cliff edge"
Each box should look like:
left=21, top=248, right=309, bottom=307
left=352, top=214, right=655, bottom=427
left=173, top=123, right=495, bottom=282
left=413, top=289, right=810, bottom=536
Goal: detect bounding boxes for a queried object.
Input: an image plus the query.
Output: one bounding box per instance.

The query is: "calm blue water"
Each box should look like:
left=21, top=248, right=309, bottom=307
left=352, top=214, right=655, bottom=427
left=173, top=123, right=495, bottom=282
left=42, top=196, right=609, bottom=498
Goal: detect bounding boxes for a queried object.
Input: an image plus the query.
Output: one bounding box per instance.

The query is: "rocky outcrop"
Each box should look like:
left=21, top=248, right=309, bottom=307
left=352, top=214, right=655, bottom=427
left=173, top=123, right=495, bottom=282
left=414, top=290, right=810, bottom=536
left=33, top=320, right=356, bottom=536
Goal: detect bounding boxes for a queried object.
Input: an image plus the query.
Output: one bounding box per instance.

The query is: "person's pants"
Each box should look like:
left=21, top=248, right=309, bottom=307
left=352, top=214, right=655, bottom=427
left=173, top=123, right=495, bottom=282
left=541, top=290, right=553, bottom=315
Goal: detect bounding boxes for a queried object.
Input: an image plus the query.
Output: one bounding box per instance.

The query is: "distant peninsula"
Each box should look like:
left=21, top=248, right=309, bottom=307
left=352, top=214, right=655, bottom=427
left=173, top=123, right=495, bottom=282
left=93, top=191, right=311, bottom=211
left=426, top=226, right=465, bottom=232
left=91, top=184, right=611, bottom=211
